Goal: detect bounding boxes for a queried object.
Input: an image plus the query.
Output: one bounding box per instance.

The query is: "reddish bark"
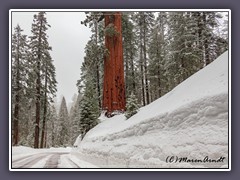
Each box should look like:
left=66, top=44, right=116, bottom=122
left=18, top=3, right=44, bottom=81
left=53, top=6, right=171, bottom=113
left=102, top=12, right=126, bottom=116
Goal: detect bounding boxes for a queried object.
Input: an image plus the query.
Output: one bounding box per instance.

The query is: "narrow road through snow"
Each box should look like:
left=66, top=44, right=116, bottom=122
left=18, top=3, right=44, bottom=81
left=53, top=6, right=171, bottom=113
left=12, top=152, right=77, bottom=168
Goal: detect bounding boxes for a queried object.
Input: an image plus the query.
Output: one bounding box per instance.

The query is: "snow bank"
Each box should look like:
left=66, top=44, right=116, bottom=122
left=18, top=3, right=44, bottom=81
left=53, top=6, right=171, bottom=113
left=75, top=51, right=229, bottom=168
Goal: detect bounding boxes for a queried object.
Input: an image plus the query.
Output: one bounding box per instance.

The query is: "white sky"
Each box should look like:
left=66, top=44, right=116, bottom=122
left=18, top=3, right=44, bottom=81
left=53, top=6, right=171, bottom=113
left=11, top=12, right=92, bottom=104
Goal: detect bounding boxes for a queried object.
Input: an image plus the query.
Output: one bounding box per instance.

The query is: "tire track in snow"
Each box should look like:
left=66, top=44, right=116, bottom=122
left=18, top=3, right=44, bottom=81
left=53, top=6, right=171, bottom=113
left=43, top=154, right=60, bottom=168
left=43, top=153, right=69, bottom=168
left=13, top=154, right=40, bottom=164
left=13, top=154, right=49, bottom=168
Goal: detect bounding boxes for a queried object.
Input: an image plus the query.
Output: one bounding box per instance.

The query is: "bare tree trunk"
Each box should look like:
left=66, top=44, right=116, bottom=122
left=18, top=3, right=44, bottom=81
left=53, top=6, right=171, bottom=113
left=40, top=65, right=47, bottom=148
left=34, top=18, right=43, bottom=149
left=102, top=12, right=126, bottom=116
left=44, top=128, right=47, bottom=148
left=143, top=21, right=150, bottom=105
left=196, top=12, right=204, bottom=68
left=140, top=24, right=146, bottom=106
left=202, top=13, right=210, bottom=66
left=34, top=60, right=41, bottom=148
left=94, top=17, right=101, bottom=110
left=130, top=50, right=136, bottom=92
left=13, top=51, right=20, bottom=146
left=125, top=54, right=129, bottom=96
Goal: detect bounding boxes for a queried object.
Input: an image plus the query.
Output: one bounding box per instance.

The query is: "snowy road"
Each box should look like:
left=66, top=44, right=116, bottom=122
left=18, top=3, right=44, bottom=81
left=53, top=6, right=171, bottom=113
left=12, top=146, right=99, bottom=169
left=12, top=152, right=78, bottom=168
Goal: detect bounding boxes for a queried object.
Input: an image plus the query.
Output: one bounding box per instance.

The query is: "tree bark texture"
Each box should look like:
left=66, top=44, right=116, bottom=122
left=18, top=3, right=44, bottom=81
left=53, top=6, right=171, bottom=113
left=13, top=51, right=20, bottom=146
left=94, top=17, right=101, bottom=110
left=143, top=23, right=150, bottom=105
left=34, top=59, right=41, bottom=148
left=34, top=18, right=43, bottom=149
left=40, top=66, right=47, bottom=148
left=102, top=12, right=126, bottom=116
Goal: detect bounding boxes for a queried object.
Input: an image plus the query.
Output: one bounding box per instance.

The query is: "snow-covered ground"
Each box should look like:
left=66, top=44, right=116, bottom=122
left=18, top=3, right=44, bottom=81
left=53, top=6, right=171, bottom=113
left=74, top=51, right=229, bottom=168
left=12, top=146, right=98, bottom=168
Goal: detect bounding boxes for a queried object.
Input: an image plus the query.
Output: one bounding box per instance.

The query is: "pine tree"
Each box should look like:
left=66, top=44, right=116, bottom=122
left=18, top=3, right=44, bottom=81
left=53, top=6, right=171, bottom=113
left=29, top=12, right=54, bottom=148
left=46, top=105, right=58, bottom=147
left=12, top=24, right=29, bottom=146
left=125, top=92, right=139, bottom=119
left=148, top=12, right=168, bottom=100
left=57, top=96, right=69, bottom=146
left=122, top=13, right=137, bottom=98
left=40, top=51, right=57, bottom=148
left=81, top=12, right=105, bottom=110
left=79, top=77, right=99, bottom=139
left=69, top=93, right=82, bottom=145
left=166, top=12, right=201, bottom=88
left=192, top=12, right=227, bottom=67
left=133, top=12, right=154, bottom=106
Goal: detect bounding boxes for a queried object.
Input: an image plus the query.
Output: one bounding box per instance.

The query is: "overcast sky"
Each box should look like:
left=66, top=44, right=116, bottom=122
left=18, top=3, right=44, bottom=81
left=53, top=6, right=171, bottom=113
left=12, top=12, right=92, bottom=104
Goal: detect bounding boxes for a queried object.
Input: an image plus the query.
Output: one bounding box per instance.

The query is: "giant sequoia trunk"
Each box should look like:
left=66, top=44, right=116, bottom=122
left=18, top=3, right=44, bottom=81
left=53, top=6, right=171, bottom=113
left=102, top=12, right=126, bottom=116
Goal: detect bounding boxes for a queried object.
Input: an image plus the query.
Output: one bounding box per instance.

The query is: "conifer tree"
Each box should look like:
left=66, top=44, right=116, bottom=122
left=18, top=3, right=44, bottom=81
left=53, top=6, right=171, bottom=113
left=81, top=12, right=105, bottom=110
left=69, top=93, right=82, bottom=145
left=79, top=79, right=99, bottom=139
left=29, top=12, right=54, bottom=148
left=148, top=12, right=168, bottom=99
left=12, top=24, right=28, bottom=146
left=57, top=96, right=69, bottom=146
left=46, top=105, right=58, bottom=147
left=122, top=13, right=137, bottom=98
left=133, top=12, right=154, bottom=106
left=40, top=51, right=57, bottom=148
left=125, top=92, right=139, bottom=119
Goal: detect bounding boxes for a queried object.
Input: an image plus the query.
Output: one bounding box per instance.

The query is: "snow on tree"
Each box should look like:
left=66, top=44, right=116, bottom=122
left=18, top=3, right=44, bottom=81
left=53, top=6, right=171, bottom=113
left=40, top=51, right=57, bottom=148
left=12, top=24, right=29, bottom=146
left=69, top=93, right=82, bottom=145
left=122, top=13, right=138, bottom=99
left=80, top=12, right=105, bottom=110
left=133, top=12, right=154, bottom=106
left=148, top=12, right=168, bottom=100
left=57, top=96, right=69, bottom=146
left=102, top=12, right=126, bottom=116
left=79, top=78, right=99, bottom=139
left=46, top=105, right=58, bottom=147
left=125, top=92, right=140, bottom=119
left=29, top=12, right=54, bottom=148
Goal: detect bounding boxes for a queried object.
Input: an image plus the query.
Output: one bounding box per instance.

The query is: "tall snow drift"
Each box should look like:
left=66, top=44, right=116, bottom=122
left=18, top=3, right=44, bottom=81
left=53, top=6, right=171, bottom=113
left=73, top=51, right=229, bottom=168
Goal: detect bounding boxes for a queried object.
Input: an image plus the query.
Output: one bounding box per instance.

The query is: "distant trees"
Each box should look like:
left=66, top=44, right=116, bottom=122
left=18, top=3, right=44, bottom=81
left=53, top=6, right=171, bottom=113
left=68, top=94, right=82, bottom=144
left=46, top=105, right=58, bottom=147
left=57, top=97, right=69, bottom=146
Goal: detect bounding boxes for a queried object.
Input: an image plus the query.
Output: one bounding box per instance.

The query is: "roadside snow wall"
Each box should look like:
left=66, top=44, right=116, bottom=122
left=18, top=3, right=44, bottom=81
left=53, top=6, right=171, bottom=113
left=73, top=51, right=229, bottom=168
